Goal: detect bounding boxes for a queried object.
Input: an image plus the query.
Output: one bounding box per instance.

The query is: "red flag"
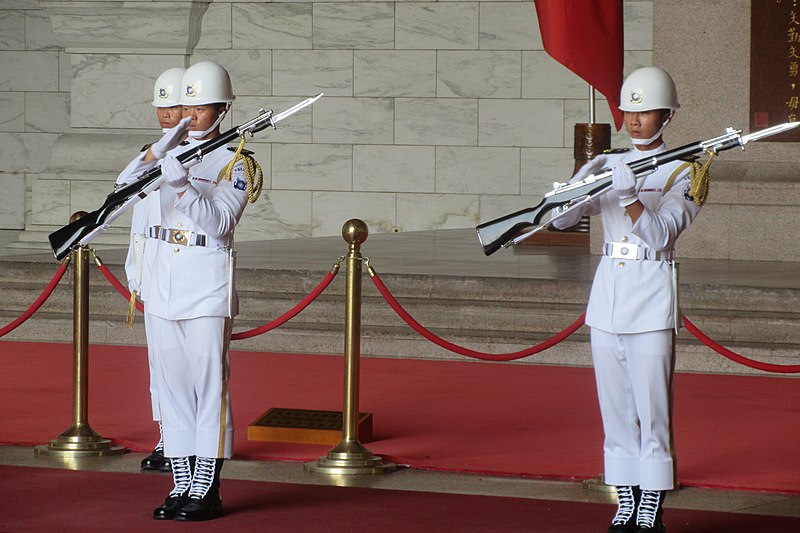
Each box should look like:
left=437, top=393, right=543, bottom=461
left=535, top=0, right=624, bottom=130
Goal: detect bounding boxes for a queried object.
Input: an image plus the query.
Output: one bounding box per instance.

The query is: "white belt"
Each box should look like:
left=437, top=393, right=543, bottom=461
left=148, top=225, right=207, bottom=247
left=603, top=242, right=673, bottom=261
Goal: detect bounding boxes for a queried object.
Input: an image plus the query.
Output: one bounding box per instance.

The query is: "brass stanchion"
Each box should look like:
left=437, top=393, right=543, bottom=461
left=35, top=212, right=125, bottom=458
left=305, top=219, right=395, bottom=476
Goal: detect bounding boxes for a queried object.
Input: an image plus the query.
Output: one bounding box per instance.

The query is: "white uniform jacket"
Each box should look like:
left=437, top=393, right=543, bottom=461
left=135, top=138, right=248, bottom=320
left=553, top=145, right=702, bottom=334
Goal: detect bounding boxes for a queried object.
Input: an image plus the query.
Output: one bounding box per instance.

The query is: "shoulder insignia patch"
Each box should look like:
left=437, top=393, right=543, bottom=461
left=682, top=182, right=695, bottom=202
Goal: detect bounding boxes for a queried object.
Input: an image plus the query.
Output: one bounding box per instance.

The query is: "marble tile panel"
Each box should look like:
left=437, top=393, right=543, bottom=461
left=522, top=51, right=590, bottom=100
left=236, top=190, right=313, bottom=242
left=312, top=191, right=396, bottom=237
left=520, top=147, right=575, bottom=196
left=232, top=96, right=313, bottom=144
left=479, top=99, right=564, bottom=147
left=395, top=3, right=479, bottom=50
left=70, top=54, right=182, bottom=129
left=354, top=51, right=436, bottom=97
left=478, top=193, right=545, bottom=224
left=435, top=146, right=520, bottom=195
left=624, top=0, right=654, bottom=51
left=396, top=193, right=480, bottom=232
left=271, top=143, right=352, bottom=191
left=313, top=3, right=394, bottom=49
left=0, top=93, right=24, bottom=132
left=0, top=132, right=57, bottom=173
left=479, top=2, right=538, bottom=51
left=192, top=49, right=271, bottom=97
left=233, top=3, right=311, bottom=50
left=0, top=51, right=59, bottom=91
left=353, top=145, right=435, bottom=193
left=25, top=10, right=61, bottom=51
left=30, top=178, right=70, bottom=226
left=272, top=50, right=353, bottom=97
left=395, top=98, right=478, bottom=146
left=313, top=97, right=393, bottom=145
left=195, top=2, right=232, bottom=50
left=0, top=1, right=39, bottom=8
left=0, top=173, right=25, bottom=228
left=437, top=51, right=521, bottom=98
left=59, top=52, right=71, bottom=93
left=0, top=11, right=25, bottom=50
left=25, top=92, right=70, bottom=134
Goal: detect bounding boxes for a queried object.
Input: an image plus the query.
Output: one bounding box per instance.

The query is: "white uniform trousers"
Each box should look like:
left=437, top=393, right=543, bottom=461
left=590, top=328, right=675, bottom=491
left=146, top=311, right=234, bottom=459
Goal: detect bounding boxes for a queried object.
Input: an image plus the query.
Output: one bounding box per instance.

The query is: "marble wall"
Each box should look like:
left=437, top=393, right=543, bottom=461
left=0, top=0, right=656, bottom=249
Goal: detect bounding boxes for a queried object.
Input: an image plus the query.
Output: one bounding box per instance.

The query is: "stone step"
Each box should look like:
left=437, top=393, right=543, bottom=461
left=1, top=258, right=798, bottom=377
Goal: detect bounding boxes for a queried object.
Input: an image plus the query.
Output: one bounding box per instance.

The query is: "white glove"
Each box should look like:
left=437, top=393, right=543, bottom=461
left=150, top=116, right=191, bottom=160
left=162, top=154, right=195, bottom=193
left=128, top=279, right=140, bottom=295
left=612, top=160, right=638, bottom=205
left=570, top=154, right=609, bottom=184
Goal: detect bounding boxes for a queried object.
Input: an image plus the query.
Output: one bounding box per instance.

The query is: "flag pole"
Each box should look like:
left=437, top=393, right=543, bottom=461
left=589, top=85, right=596, bottom=124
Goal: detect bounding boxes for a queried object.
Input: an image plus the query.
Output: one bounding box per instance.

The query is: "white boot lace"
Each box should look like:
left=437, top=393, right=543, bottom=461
left=637, top=489, right=662, bottom=528
left=168, top=456, right=192, bottom=497
left=189, top=456, right=217, bottom=500
left=611, top=485, right=636, bottom=525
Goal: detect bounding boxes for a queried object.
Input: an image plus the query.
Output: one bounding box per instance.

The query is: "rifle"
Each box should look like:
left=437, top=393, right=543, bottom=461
left=475, top=121, right=800, bottom=256
left=48, top=93, right=323, bottom=260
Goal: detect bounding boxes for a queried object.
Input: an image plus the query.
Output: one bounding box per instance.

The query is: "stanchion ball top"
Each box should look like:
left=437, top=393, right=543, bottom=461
left=342, top=219, right=368, bottom=245
left=69, top=211, right=89, bottom=224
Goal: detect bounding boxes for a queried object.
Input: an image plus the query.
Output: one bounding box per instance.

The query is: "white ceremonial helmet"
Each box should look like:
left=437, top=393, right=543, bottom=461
left=619, top=66, right=680, bottom=112
left=179, top=61, right=236, bottom=107
left=619, top=67, right=679, bottom=146
left=151, top=67, right=186, bottom=107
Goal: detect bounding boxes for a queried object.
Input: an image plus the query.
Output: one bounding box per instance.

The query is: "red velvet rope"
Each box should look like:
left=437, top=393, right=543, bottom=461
left=369, top=271, right=586, bottom=362
left=96, top=263, right=144, bottom=313
left=0, top=262, right=69, bottom=338
left=683, top=316, right=800, bottom=374
left=94, top=256, right=337, bottom=341
left=231, top=271, right=337, bottom=340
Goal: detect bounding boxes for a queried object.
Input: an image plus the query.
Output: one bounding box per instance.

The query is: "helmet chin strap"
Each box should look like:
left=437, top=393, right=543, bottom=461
left=630, top=112, right=674, bottom=146
left=188, top=104, right=230, bottom=139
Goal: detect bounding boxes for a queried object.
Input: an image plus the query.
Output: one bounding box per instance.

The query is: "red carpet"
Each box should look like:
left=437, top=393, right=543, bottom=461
left=1, top=341, right=799, bottom=494
left=2, top=465, right=798, bottom=532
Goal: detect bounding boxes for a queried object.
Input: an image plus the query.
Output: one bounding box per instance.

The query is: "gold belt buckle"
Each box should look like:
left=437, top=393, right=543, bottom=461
left=168, top=229, right=189, bottom=246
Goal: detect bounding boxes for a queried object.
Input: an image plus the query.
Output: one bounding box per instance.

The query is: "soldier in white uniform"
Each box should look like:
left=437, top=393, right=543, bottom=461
left=123, top=61, right=251, bottom=522
left=116, top=67, right=189, bottom=473
left=552, top=67, right=704, bottom=533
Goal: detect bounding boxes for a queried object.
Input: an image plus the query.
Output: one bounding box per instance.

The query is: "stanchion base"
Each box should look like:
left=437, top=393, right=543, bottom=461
left=304, top=449, right=396, bottom=476
left=35, top=435, right=127, bottom=458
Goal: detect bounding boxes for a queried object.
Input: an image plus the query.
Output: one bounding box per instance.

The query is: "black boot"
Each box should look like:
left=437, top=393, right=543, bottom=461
left=607, top=485, right=640, bottom=532
left=175, top=457, right=224, bottom=522
left=140, top=448, right=165, bottom=471
left=142, top=423, right=171, bottom=472
left=153, top=456, right=194, bottom=520
left=635, top=490, right=666, bottom=532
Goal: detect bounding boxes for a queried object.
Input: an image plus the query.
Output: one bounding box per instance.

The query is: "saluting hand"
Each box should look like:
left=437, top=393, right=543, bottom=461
left=150, top=116, right=192, bottom=160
